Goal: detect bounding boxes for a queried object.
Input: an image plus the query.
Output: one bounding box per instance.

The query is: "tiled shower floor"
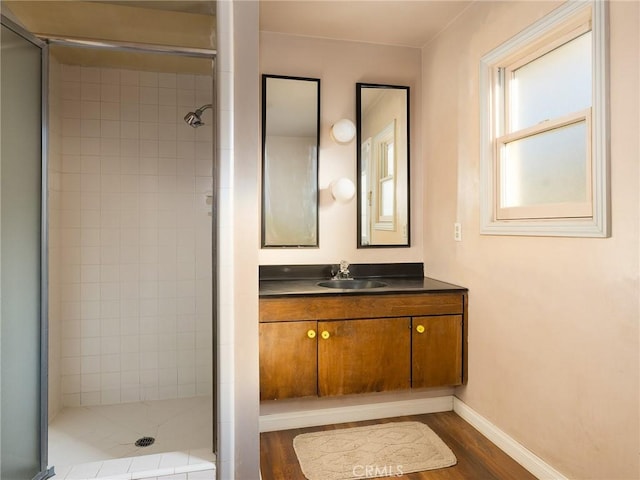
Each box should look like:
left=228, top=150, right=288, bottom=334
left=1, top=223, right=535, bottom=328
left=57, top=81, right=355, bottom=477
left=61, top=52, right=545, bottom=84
left=49, top=396, right=214, bottom=479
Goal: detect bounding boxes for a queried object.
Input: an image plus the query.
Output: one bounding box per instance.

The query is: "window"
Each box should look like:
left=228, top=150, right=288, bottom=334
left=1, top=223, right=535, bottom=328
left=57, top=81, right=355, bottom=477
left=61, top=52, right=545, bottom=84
left=480, top=1, right=609, bottom=237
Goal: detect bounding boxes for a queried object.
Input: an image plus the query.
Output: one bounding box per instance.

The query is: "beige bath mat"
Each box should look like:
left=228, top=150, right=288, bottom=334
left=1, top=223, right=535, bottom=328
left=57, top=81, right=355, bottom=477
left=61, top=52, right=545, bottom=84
left=293, top=421, right=457, bottom=480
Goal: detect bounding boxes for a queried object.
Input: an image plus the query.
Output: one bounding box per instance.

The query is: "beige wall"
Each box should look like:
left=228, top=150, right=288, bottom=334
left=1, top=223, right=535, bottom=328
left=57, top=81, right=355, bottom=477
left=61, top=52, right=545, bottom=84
left=217, top=0, right=261, bottom=478
left=422, top=1, right=639, bottom=478
left=259, top=32, right=422, bottom=265
left=233, top=2, right=262, bottom=475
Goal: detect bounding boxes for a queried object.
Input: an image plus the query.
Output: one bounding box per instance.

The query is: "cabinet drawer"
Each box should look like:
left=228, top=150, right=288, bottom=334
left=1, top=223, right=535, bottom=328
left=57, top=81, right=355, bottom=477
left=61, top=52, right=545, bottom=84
left=260, top=293, right=464, bottom=322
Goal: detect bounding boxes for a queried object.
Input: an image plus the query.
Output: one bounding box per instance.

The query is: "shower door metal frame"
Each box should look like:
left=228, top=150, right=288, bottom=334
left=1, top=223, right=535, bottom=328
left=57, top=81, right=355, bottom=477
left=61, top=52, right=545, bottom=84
left=0, top=13, right=53, bottom=480
left=42, top=34, right=217, bottom=59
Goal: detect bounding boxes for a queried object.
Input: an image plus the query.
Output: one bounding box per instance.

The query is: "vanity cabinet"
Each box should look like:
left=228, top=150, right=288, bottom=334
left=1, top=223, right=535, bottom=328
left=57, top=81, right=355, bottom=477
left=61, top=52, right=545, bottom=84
left=259, top=292, right=466, bottom=401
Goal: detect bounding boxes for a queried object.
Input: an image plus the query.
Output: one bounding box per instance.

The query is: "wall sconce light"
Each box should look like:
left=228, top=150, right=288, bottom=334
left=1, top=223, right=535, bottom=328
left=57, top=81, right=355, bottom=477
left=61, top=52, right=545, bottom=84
left=330, top=178, right=356, bottom=202
left=330, top=119, right=356, bottom=144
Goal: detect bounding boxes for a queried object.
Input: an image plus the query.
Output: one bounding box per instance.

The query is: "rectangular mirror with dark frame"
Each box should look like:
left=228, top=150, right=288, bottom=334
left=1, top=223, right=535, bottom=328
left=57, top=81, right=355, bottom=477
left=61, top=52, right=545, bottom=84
left=357, top=83, right=410, bottom=247
left=261, top=74, right=320, bottom=247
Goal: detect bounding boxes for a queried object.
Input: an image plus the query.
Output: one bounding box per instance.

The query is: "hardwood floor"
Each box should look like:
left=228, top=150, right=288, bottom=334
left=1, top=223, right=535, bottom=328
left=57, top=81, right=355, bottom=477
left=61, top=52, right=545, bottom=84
left=260, top=411, right=537, bottom=480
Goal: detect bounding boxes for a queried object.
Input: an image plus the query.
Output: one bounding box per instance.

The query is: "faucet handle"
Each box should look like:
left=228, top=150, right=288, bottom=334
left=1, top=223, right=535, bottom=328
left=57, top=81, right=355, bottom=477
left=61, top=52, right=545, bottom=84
left=331, top=260, right=351, bottom=280
left=337, top=260, right=351, bottom=279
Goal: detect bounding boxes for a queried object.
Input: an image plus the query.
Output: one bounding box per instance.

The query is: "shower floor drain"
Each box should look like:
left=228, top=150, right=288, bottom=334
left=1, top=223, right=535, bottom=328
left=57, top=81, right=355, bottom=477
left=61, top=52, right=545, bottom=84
left=135, top=436, right=155, bottom=448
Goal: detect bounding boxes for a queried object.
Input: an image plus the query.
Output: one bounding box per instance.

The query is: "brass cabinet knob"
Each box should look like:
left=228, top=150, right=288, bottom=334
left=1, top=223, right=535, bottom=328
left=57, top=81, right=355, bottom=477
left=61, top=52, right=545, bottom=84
left=307, top=329, right=316, bottom=339
left=321, top=330, right=330, bottom=340
left=416, top=325, right=425, bottom=334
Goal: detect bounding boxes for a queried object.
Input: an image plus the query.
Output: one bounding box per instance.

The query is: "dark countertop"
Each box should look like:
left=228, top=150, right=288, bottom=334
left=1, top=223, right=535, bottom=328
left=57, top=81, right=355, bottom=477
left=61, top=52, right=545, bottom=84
left=259, top=276, right=467, bottom=298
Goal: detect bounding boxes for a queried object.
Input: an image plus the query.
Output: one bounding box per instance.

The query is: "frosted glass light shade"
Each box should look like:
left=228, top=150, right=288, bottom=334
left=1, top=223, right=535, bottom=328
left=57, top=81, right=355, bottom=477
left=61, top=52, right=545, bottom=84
left=331, top=178, right=356, bottom=202
left=331, top=119, right=356, bottom=144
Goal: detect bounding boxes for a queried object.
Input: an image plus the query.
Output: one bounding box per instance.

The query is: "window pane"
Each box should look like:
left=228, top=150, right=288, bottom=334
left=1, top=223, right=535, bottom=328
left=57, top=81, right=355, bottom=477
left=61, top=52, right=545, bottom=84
left=511, top=31, right=592, bottom=131
left=386, top=142, right=394, bottom=176
left=380, top=178, right=394, bottom=217
left=501, top=121, right=588, bottom=208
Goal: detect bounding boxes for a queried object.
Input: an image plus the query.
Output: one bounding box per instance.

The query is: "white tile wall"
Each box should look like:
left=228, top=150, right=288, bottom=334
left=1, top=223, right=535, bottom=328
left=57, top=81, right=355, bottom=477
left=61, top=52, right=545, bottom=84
left=56, top=65, right=213, bottom=407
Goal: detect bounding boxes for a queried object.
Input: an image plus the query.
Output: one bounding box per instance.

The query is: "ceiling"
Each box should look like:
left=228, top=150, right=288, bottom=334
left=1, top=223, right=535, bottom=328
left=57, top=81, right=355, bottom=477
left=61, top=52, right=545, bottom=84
left=5, top=0, right=472, bottom=57
left=87, top=1, right=473, bottom=48
left=259, top=1, right=473, bottom=48
left=93, top=0, right=216, bottom=16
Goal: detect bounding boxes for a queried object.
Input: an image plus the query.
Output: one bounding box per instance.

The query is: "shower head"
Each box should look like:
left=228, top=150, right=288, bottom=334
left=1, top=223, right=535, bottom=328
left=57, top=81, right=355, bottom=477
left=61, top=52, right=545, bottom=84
left=184, top=104, right=212, bottom=128
left=184, top=111, right=204, bottom=128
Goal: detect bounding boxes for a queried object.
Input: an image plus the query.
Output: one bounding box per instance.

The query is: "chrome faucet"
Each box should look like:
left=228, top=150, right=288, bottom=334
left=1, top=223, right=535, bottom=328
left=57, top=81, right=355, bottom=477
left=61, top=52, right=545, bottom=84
left=332, top=260, right=353, bottom=280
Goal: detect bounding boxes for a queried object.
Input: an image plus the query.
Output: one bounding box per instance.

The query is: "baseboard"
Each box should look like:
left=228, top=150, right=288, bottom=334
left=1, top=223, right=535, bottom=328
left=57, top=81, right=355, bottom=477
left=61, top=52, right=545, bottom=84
left=453, top=398, right=568, bottom=480
left=259, top=395, right=454, bottom=432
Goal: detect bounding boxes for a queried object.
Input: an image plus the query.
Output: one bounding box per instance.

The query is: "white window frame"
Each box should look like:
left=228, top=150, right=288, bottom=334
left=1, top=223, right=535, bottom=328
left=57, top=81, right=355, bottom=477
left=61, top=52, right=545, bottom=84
left=480, top=0, right=609, bottom=237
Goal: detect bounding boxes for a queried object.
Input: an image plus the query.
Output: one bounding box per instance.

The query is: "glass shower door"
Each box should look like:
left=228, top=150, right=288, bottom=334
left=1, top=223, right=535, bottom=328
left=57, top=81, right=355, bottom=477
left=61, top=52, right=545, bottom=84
left=0, top=16, right=52, bottom=480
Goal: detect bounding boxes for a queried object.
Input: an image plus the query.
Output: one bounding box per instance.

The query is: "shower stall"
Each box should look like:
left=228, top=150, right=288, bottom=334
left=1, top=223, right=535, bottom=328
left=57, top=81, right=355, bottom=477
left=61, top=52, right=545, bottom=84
left=44, top=41, right=217, bottom=478
left=0, top=1, right=220, bottom=477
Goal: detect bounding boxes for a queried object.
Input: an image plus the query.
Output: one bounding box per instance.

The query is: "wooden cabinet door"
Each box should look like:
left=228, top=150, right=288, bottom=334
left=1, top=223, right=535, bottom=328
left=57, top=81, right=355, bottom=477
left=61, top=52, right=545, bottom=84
left=318, top=317, right=411, bottom=396
left=259, top=321, right=317, bottom=400
left=412, top=315, right=462, bottom=388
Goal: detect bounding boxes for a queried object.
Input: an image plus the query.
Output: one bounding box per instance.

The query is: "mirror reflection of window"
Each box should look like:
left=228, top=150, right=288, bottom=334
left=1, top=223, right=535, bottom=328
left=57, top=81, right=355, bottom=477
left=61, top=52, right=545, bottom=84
left=357, top=83, right=409, bottom=247
left=385, top=142, right=394, bottom=175
left=375, top=121, right=396, bottom=225
left=380, top=177, right=394, bottom=217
